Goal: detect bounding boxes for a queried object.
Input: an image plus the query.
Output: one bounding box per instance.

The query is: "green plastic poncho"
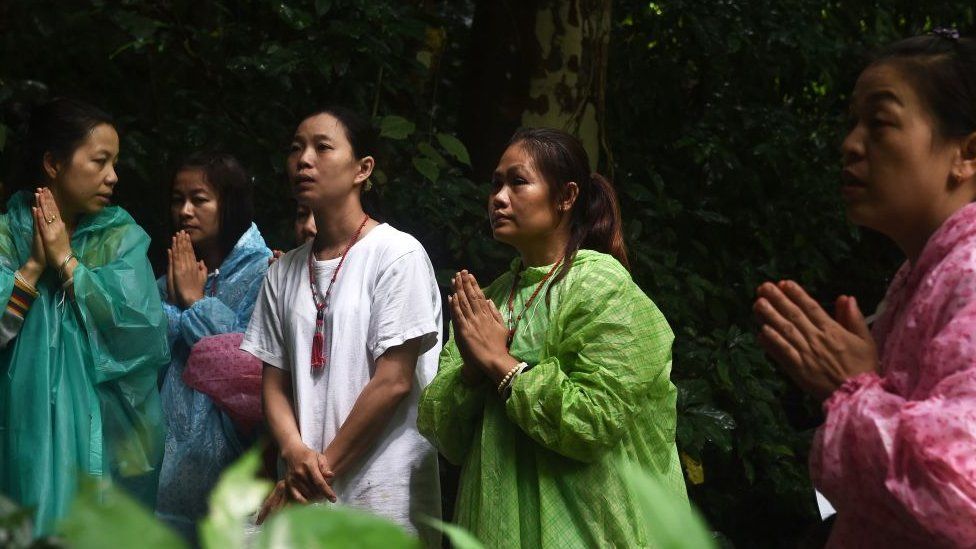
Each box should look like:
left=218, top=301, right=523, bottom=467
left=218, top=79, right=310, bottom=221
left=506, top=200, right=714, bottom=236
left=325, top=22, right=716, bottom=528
left=0, top=191, right=169, bottom=535
left=418, top=250, right=688, bottom=547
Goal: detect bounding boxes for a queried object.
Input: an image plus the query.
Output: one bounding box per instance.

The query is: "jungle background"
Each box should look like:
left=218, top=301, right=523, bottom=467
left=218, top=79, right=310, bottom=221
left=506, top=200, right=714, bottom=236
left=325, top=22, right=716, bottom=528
left=1, top=1, right=974, bottom=546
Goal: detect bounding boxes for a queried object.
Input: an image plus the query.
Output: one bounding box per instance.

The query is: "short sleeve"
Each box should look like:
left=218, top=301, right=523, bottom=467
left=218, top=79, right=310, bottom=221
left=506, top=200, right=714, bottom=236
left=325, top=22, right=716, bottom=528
left=367, top=249, right=440, bottom=360
left=240, top=264, right=287, bottom=369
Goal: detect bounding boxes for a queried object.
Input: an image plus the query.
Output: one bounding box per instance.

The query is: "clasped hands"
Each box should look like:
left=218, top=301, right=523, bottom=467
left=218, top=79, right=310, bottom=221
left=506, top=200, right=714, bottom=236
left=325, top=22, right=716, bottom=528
left=449, top=270, right=516, bottom=386
left=166, top=231, right=207, bottom=308
left=753, top=280, right=879, bottom=400
left=22, top=188, right=75, bottom=282
left=256, top=442, right=337, bottom=525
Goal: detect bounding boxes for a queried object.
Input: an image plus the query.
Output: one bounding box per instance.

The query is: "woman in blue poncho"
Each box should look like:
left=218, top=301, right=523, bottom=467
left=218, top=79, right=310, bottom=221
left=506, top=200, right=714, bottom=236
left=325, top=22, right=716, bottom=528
left=155, top=152, right=271, bottom=539
left=0, top=98, right=169, bottom=535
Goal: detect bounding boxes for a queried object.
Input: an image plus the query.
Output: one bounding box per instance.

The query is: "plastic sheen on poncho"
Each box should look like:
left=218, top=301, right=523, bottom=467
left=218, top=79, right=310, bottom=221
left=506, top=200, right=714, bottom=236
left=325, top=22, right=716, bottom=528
left=0, top=190, right=170, bottom=535
left=418, top=250, right=689, bottom=548
left=155, top=223, right=270, bottom=540
left=811, top=202, right=976, bottom=548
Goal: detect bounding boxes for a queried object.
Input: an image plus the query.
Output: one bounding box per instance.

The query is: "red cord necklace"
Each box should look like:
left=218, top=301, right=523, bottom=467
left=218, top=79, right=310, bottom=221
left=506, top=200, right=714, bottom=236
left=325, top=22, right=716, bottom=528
left=505, top=257, right=563, bottom=348
left=308, top=215, right=370, bottom=370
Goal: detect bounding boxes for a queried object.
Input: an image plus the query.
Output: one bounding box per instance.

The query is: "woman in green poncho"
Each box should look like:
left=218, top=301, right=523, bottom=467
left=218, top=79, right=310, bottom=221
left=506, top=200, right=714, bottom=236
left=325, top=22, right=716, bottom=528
left=0, top=98, right=169, bottom=535
left=418, top=128, right=688, bottom=547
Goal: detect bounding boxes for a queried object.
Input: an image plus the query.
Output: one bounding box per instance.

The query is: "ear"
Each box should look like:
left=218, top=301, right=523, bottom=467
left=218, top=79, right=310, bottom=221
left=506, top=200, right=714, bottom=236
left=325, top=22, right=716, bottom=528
left=42, top=152, right=60, bottom=181
left=954, top=132, right=976, bottom=186
left=558, top=181, right=579, bottom=212
left=353, top=156, right=376, bottom=186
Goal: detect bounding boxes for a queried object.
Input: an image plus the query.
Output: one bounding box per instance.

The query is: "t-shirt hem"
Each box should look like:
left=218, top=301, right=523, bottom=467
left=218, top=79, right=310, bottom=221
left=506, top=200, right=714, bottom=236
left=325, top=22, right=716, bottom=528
left=239, top=340, right=286, bottom=369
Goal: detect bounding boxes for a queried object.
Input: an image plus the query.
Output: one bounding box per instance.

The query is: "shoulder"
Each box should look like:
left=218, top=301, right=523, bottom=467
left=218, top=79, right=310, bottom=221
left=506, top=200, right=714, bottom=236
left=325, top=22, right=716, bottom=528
left=264, top=242, right=308, bottom=287
left=565, top=250, right=635, bottom=294
left=367, top=224, right=431, bottom=268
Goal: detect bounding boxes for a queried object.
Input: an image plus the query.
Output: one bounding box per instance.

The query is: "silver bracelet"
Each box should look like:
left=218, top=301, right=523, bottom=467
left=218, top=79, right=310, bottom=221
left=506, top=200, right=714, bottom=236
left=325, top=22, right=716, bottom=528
left=58, top=252, right=76, bottom=280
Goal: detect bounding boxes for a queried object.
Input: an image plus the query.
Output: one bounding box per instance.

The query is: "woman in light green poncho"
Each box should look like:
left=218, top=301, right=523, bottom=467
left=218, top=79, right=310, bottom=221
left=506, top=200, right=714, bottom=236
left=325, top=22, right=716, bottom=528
left=0, top=99, right=169, bottom=535
left=418, top=128, right=688, bottom=547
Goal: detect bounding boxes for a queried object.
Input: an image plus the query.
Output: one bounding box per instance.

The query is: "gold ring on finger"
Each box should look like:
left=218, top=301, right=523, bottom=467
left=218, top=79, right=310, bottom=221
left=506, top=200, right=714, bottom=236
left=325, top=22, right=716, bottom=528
left=46, top=216, right=56, bottom=224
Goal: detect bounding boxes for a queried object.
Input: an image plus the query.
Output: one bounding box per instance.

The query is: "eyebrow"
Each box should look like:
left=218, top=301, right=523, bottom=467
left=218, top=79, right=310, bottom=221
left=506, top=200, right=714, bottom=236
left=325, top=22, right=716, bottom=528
left=862, top=90, right=904, bottom=108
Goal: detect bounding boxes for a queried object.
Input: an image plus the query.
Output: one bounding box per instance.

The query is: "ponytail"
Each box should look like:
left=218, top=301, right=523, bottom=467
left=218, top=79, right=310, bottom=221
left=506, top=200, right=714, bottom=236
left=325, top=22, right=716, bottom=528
left=507, top=128, right=630, bottom=286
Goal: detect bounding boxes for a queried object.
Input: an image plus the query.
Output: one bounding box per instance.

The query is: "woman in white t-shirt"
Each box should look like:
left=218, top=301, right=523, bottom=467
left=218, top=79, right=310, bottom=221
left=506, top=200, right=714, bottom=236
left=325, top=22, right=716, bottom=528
left=241, top=107, right=441, bottom=543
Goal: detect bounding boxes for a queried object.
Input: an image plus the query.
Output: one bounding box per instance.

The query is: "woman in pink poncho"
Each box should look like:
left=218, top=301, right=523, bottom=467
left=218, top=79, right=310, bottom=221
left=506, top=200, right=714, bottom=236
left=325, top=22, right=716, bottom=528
left=754, top=32, right=976, bottom=547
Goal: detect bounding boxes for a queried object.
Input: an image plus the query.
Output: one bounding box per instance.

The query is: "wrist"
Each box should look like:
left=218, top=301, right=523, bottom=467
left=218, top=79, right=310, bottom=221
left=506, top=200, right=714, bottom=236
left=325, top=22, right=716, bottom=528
left=280, top=439, right=308, bottom=462
left=486, top=354, right=519, bottom=386
left=20, top=259, right=45, bottom=282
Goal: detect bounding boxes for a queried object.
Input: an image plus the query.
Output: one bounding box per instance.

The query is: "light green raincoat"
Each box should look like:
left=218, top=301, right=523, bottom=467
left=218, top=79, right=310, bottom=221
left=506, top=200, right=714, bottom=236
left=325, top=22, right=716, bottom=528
left=418, top=250, right=688, bottom=547
left=0, top=191, right=169, bottom=535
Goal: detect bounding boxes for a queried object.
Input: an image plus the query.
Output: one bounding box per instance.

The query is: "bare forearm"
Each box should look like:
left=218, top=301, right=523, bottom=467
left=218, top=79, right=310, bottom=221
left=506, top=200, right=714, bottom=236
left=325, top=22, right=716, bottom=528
left=324, top=377, right=411, bottom=477
left=263, top=365, right=305, bottom=455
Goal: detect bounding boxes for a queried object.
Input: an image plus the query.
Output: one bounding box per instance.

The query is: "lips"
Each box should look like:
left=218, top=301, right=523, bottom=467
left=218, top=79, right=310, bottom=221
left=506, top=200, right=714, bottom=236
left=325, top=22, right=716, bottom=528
left=293, top=174, right=316, bottom=186
left=490, top=213, right=513, bottom=227
left=840, top=169, right=866, bottom=188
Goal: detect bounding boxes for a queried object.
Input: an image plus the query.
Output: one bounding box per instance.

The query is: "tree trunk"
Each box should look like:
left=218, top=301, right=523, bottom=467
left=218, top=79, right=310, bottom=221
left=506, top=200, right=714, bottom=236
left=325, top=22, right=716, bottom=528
left=522, top=0, right=612, bottom=170
left=460, top=0, right=612, bottom=177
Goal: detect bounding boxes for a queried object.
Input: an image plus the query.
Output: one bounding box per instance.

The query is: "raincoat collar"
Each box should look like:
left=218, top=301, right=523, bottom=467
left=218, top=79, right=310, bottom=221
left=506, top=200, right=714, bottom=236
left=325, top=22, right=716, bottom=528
left=217, top=223, right=268, bottom=274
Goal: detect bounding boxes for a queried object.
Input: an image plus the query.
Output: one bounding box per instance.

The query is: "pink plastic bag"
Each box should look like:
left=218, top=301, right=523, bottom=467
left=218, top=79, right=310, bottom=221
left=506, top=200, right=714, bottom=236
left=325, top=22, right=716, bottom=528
left=183, top=332, right=263, bottom=433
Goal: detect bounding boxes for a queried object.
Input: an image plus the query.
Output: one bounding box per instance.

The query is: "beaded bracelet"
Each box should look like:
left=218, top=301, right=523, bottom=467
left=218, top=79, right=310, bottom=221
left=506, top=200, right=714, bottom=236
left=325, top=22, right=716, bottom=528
left=497, top=361, right=528, bottom=396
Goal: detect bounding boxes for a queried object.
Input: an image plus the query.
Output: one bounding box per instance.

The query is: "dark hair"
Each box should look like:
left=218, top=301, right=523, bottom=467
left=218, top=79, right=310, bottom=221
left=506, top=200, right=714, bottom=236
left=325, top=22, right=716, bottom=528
left=871, top=33, right=976, bottom=140
left=299, top=106, right=378, bottom=160
left=508, top=127, right=629, bottom=280
left=174, top=152, right=254, bottom=258
left=17, top=97, right=115, bottom=192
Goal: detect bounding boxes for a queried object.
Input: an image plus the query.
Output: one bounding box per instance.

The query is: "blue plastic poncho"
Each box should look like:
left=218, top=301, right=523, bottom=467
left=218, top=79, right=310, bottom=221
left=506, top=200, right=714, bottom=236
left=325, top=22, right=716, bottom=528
left=0, top=191, right=169, bottom=535
left=155, top=223, right=270, bottom=539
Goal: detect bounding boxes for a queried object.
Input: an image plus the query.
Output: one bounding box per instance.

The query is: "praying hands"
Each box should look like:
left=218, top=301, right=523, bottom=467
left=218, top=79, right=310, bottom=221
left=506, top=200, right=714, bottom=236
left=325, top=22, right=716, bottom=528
left=166, top=231, right=207, bottom=308
left=449, top=270, right=517, bottom=387
left=753, top=280, right=879, bottom=400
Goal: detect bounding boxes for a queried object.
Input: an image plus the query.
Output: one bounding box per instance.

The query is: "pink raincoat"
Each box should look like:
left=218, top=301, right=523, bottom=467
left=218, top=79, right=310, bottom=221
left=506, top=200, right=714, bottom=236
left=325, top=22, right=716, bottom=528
left=811, top=202, right=976, bottom=548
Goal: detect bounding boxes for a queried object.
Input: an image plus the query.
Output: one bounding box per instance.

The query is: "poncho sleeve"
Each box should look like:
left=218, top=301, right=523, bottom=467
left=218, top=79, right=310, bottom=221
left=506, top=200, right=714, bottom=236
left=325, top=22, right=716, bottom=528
left=811, top=301, right=976, bottom=547
left=417, top=327, right=489, bottom=465
left=72, top=224, right=170, bottom=384
left=504, top=260, right=675, bottom=463
left=174, top=266, right=266, bottom=347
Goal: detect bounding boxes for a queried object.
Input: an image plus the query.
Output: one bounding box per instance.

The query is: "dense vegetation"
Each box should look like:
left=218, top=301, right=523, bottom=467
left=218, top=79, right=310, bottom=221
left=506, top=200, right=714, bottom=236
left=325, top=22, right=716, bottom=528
left=1, top=1, right=974, bottom=546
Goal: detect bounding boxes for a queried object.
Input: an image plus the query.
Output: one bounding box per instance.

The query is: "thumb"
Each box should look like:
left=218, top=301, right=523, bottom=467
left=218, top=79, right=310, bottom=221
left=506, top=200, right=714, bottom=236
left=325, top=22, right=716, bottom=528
left=836, top=296, right=872, bottom=340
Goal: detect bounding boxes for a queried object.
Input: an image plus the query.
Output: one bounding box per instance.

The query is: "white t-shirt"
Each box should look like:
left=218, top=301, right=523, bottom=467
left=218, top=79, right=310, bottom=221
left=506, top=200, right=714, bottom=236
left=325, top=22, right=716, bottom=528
left=241, top=223, right=441, bottom=541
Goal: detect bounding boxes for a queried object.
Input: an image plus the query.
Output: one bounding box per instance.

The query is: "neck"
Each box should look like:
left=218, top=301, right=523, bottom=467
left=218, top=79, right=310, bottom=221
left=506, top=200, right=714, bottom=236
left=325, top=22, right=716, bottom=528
left=311, top=198, right=369, bottom=255
left=47, top=186, right=79, bottom=234
left=517, top=230, right=569, bottom=267
left=896, top=198, right=972, bottom=264
left=197, top=244, right=225, bottom=273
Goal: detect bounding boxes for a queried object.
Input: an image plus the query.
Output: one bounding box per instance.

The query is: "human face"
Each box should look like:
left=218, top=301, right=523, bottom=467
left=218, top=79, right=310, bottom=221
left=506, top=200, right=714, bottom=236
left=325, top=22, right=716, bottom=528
left=841, top=62, right=964, bottom=244
left=287, top=113, right=372, bottom=207
left=294, top=204, right=317, bottom=244
left=489, top=142, right=564, bottom=247
left=171, top=168, right=220, bottom=249
left=48, top=123, right=119, bottom=217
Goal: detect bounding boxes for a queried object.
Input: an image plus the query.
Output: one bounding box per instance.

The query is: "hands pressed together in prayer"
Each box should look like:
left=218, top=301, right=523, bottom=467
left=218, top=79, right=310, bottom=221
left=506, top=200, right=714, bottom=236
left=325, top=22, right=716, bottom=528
left=449, top=270, right=518, bottom=386
left=166, top=231, right=207, bottom=308
left=753, top=280, right=879, bottom=400
left=256, top=441, right=336, bottom=524
left=22, top=188, right=77, bottom=286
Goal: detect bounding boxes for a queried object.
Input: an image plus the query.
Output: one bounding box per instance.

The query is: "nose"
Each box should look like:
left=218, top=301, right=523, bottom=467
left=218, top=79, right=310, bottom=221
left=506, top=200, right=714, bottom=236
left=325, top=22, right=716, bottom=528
left=298, top=145, right=314, bottom=169
left=179, top=200, right=193, bottom=220
left=840, top=125, right=865, bottom=167
left=106, top=165, right=119, bottom=187
left=490, top=186, right=509, bottom=212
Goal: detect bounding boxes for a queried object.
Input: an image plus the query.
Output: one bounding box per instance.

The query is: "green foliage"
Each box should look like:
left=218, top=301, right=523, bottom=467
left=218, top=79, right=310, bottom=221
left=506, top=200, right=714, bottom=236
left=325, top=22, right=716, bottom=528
left=622, top=462, right=716, bottom=549
left=200, top=449, right=272, bottom=548
left=3, top=1, right=976, bottom=546
left=610, top=0, right=974, bottom=545
left=59, top=480, right=186, bottom=549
